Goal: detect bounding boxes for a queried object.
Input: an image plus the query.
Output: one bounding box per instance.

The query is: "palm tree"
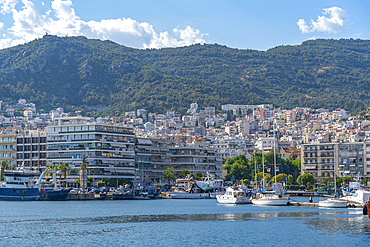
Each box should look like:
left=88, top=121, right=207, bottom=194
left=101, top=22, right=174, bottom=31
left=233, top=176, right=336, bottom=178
left=45, top=164, right=57, bottom=181
left=59, top=163, right=71, bottom=179
left=57, top=163, right=71, bottom=187
left=1, top=161, right=9, bottom=181
left=79, top=163, right=89, bottom=189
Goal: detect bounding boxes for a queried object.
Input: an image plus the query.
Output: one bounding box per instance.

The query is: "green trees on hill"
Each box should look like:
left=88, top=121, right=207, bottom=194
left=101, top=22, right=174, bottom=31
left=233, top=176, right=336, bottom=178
left=1, top=36, right=370, bottom=114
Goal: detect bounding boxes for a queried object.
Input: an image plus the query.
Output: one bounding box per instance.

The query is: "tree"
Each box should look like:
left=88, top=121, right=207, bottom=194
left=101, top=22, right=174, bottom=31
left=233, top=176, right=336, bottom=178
left=272, top=174, right=287, bottom=184
left=1, top=161, right=9, bottom=180
left=297, top=173, right=317, bottom=188
left=319, top=177, right=329, bottom=186
left=255, top=172, right=272, bottom=186
left=223, top=154, right=251, bottom=181
left=287, top=175, right=294, bottom=185
left=194, top=172, right=203, bottom=180
left=178, top=169, right=190, bottom=178
left=242, top=179, right=250, bottom=186
left=58, top=162, right=71, bottom=179
left=163, top=168, right=175, bottom=184
left=290, top=151, right=298, bottom=161
left=45, top=164, right=57, bottom=179
left=292, top=159, right=301, bottom=171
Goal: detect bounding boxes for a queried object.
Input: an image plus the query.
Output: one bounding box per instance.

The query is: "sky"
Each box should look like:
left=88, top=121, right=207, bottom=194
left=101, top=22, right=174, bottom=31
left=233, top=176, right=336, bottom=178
left=0, top=0, right=369, bottom=51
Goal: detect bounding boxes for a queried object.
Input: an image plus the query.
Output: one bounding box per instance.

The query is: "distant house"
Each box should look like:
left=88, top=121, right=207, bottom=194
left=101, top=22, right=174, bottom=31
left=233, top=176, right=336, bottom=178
left=279, top=146, right=301, bottom=160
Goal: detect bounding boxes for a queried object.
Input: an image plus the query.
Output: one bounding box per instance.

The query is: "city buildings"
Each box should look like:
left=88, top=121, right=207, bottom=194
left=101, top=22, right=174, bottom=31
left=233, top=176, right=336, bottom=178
left=46, top=117, right=136, bottom=185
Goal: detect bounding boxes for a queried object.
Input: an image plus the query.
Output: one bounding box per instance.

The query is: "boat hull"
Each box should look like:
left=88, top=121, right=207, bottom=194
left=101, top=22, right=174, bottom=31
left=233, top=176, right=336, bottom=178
left=170, top=192, right=210, bottom=199
left=216, top=195, right=250, bottom=204
left=318, top=199, right=347, bottom=208
left=252, top=198, right=289, bottom=206
left=0, top=188, right=69, bottom=201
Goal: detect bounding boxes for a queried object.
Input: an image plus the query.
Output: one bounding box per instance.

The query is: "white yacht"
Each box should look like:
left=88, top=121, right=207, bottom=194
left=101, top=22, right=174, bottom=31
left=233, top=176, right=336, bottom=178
left=252, top=192, right=289, bottom=206
left=216, top=187, right=250, bottom=204
left=318, top=198, right=347, bottom=208
left=340, top=189, right=370, bottom=205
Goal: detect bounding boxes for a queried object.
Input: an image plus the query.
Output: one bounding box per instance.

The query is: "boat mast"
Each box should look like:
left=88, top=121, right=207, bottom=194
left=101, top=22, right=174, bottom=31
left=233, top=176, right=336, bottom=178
left=262, top=142, right=264, bottom=193
left=334, top=164, right=337, bottom=196
left=274, top=125, right=277, bottom=191
left=254, top=151, right=257, bottom=191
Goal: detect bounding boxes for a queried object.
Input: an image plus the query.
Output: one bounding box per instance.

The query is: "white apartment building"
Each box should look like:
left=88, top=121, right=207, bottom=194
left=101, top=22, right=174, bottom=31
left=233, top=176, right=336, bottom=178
left=46, top=117, right=136, bottom=185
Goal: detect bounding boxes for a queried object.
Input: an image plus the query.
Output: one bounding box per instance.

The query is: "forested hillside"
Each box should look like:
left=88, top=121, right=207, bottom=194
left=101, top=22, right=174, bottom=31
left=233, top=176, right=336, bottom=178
left=0, top=35, right=369, bottom=115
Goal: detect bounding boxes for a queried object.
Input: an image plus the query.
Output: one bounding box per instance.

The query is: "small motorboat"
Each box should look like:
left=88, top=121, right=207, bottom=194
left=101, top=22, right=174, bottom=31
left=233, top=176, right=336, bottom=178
left=216, top=187, right=250, bottom=204
left=318, top=198, right=348, bottom=208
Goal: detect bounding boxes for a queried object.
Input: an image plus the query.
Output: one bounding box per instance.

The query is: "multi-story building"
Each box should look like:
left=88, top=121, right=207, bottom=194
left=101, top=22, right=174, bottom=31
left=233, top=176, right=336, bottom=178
left=46, top=117, right=136, bottom=185
left=167, top=142, right=222, bottom=177
left=301, top=142, right=366, bottom=180
left=135, top=138, right=171, bottom=183
left=0, top=131, right=16, bottom=167
left=211, top=137, right=255, bottom=159
left=16, top=130, right=47, bottom=170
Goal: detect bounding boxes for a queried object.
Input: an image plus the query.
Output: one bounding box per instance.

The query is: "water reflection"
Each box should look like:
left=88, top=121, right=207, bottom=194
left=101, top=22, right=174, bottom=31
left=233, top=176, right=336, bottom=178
left=0, top=210, right=355, bottom=225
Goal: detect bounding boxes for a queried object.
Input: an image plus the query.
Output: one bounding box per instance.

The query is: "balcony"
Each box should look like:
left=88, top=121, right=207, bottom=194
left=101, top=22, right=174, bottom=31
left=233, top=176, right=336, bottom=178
left=320, top=148, right=334, bottom=151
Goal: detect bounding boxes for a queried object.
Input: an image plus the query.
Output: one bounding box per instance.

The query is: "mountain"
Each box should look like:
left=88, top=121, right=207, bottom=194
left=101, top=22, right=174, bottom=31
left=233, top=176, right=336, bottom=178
left=0, top=35, right=370, bottom=115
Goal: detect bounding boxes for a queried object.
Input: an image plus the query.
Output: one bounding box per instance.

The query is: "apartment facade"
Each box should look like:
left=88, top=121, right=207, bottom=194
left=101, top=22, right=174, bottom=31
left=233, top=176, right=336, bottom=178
left=0, top=132, right=16, bottom=167
left=16, top=130, right=47, bottom=170
left=46, top=117, right=136, bottom=184
left=301, top=142, right=366, bottom=180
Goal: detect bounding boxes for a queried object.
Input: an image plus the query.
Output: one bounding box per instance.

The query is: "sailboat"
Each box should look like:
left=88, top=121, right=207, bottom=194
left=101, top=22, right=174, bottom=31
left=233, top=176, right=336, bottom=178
left=252, top=127, right=289, bottom=206
left=318, top=168, right=347, bottom=208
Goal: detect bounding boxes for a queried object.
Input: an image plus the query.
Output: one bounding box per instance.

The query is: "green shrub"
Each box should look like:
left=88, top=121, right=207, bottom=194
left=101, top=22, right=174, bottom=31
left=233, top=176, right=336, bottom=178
left=97, top=181, right=105, bottom=187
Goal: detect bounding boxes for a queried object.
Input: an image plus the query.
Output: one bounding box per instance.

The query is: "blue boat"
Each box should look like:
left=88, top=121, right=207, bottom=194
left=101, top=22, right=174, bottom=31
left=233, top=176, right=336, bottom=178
left=0, top=170, right=69, bottom=201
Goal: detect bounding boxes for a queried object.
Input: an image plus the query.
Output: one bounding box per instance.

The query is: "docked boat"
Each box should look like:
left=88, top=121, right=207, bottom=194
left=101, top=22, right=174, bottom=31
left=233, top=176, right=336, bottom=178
left=216, top=187, right=250, bottom=204
left=340, top=189, right=370, bottom=205
left=0, top=170, right=69, bottom=201
left=318, top=198, right=348, bottom=208
left=318, top=165, right=347, bottom=208
left=196, top=172, right=225, bottom=197
left=251, top=192, right=289, bottom=206
left=252, top=130, right=289, bottom=206
left=169, top=178, right=211, bottom=199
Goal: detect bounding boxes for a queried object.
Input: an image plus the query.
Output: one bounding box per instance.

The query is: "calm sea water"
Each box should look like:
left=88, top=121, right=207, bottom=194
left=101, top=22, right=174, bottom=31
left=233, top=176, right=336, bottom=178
left=0, top=197, right=369, bottom=246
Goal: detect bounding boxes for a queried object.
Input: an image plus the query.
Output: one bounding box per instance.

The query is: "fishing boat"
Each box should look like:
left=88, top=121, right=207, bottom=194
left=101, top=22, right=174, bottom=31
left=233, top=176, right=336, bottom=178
left=0, top=169, right=69, bottom=201
left=169, top=177, right=211, bottom=199
left=216, top=186, right=250, bottom=204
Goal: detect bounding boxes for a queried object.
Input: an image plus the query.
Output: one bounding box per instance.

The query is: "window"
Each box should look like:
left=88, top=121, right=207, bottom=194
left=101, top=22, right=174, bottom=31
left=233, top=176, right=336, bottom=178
left=68, top=126, right=74, bottom=132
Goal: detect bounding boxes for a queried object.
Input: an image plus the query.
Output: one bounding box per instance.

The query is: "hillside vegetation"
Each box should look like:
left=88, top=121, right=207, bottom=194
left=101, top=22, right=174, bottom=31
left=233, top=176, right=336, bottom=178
left=0, top=35, right=369, bottom=115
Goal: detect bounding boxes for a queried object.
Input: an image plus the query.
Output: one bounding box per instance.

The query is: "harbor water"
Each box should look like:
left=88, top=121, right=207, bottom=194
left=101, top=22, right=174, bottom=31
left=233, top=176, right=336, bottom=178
left=0, top=197, right=369, bottom=246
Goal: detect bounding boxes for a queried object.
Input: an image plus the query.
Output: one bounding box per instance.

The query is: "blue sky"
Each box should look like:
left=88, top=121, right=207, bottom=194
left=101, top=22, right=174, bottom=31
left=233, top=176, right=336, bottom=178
left=0, top=0, right=368, bottom=50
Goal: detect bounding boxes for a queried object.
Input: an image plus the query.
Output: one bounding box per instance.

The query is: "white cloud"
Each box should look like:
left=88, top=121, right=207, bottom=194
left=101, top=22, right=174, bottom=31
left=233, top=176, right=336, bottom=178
left=297, top=7, right=348, bottom=34
left=0, top=0, right=17, bottom=14
left=0, top=0, right=206, bottom=50
left=0, top=22, right=4, bottom=29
